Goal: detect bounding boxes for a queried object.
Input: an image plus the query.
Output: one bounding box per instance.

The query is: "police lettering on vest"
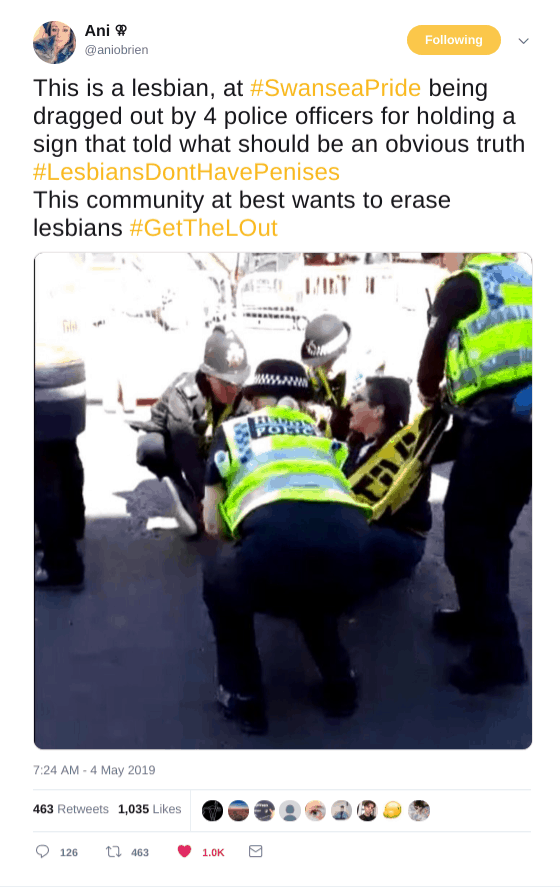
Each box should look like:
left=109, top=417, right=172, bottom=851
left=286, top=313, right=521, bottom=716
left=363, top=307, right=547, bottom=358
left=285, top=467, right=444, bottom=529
left=216, top=404, right=371, bottom=536
left=249, top=415, right=318, bottom=438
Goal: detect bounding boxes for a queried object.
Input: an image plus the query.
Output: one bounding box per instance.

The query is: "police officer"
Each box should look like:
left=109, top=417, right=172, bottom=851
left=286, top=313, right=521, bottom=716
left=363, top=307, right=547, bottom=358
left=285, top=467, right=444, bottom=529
left=301, top=314, right=353, bottom=439
left=418, top=253, right=532, bottom=692
left=202, top=359, right=371, bottom=733
left=131, top=325, right=250, bottom=536
left=35, top=342, right=86, bottom=590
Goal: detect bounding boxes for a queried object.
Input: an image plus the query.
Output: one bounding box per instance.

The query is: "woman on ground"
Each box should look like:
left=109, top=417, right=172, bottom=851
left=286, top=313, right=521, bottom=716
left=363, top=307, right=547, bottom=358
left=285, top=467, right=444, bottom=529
left=345, top=376, right=432, bottom=588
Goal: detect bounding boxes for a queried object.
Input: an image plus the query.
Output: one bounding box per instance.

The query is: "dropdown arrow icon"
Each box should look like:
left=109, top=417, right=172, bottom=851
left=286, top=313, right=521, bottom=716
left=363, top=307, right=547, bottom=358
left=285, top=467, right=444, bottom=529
left=519, top=38, right=529, bottom=44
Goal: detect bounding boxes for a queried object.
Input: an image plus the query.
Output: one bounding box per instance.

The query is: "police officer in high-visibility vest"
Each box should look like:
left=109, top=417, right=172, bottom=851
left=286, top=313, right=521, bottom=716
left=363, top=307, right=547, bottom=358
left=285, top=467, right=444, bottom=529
left=202, top=359, right=371, bottom=733
left=418, top=253, right=532, bottom=693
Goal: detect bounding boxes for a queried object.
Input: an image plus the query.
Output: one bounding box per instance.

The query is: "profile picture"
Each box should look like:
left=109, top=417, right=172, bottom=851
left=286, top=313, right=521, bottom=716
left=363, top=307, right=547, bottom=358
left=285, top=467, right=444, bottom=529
left=383, top=801, right=402, bottom=818
left=358, top=800, right=377, bottom=821
left=279, top=800, right=301, bottom=821
left=201, top=800, right=223, bottom=822
left=254, top=800, right=275, bottom=821
left=331, top=800, right=352, bottom=820
left=228, top=800, right=249, bottom=821
left=408, top=800, right=430, bottom=821
left=33, top=21, right=76, bottom=64
left=305, top=800, right=326, bottom=821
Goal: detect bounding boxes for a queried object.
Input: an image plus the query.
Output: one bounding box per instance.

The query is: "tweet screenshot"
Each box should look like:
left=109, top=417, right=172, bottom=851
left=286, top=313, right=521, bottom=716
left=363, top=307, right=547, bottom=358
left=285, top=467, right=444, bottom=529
left=5, top=2, right=554, bottom=885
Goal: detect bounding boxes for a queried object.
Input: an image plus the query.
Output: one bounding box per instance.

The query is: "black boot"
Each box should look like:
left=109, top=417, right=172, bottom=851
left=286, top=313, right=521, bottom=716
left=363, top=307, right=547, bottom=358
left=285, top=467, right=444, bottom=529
left=216, top=685, right=268, bottom=735
left=449, top=646, right=528, bottom=694
left=319, top=671, right=359, bottom=717
left=35, top=564, right=84, bottom=592
left=433, top=608, right=474, bottom=642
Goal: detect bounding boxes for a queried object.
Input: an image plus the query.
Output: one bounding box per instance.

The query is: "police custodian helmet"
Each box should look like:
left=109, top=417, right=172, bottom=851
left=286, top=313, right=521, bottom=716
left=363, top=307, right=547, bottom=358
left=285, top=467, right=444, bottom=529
left=199, top=325, right=251, bottom=386
left=301, top=314, right=351, bottom=368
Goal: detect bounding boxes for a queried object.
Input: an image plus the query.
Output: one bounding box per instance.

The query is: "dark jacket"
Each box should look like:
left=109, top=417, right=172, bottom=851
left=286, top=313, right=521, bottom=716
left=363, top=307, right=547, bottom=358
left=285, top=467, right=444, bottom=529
left=130, top=370, right=213, bottom=439
left=308, top=369, right=352, bottom=440
left=129, top=370, right=249, bottom=457
left=417, top=272, right=481, bottom=400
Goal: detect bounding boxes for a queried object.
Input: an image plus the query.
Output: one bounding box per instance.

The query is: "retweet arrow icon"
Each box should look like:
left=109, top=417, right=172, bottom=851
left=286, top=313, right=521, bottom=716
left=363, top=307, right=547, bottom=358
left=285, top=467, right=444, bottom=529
left=519, top=38, right=529, bottom=44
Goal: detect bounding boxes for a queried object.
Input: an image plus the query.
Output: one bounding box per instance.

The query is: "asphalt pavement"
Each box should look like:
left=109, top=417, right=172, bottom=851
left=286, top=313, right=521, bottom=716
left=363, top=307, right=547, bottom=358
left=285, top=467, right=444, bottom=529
left=34, top=401, right=532, bottom=750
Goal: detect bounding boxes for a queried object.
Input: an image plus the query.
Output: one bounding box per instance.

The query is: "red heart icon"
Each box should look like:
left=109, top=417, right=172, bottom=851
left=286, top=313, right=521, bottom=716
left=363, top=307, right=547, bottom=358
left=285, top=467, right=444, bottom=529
left=178, top=845, right=191, bottom=858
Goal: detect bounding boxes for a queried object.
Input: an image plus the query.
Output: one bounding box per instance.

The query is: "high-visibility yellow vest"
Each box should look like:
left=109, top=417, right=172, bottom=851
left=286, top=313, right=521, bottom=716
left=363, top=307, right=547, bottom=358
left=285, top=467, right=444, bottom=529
left=199, top=398, right=233, bottom=458
left=216, top=405, right=371, bottom=536
left=445, top=254, right=532, bottom=404
left=306, top=367, right=348, bottom=438
left=307, top=367, right=348, bottom=408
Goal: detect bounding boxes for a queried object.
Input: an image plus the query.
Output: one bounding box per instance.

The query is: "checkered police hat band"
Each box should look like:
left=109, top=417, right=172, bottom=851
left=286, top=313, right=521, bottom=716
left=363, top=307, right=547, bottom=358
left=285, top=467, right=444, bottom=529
left=253, top=373, right=308, bottom=388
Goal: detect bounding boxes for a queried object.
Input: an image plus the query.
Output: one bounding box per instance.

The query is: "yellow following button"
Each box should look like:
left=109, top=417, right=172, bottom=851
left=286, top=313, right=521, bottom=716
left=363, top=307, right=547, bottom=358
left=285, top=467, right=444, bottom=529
left=408, top=25, right=501, bottom=54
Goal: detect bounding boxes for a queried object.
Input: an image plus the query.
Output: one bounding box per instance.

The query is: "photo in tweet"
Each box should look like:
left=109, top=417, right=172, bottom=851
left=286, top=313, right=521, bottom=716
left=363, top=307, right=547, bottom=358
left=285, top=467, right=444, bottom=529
left=34, top=251, right=532, bottom=749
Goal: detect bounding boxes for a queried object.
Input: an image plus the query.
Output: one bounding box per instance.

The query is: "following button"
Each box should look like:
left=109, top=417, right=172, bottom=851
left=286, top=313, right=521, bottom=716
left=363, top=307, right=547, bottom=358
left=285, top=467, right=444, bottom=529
left=408, top=26, right=501, bottom=54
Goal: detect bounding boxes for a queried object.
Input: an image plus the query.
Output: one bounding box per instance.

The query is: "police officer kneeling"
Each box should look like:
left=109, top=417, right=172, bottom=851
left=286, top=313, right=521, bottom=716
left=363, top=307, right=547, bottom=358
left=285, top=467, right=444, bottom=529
left=131, top=325, right=250, bottom=537
left=202, top=359, right=371, bottom=734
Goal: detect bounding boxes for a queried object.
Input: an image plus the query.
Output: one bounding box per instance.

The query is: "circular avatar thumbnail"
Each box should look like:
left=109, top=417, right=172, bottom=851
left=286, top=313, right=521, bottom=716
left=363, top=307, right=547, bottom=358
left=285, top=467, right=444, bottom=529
left=228, top=800, right=249, bottom=821
left=202, top=800, right=223, bottom=822
left=408, top=800, right=430, bottom=821
left=331, top=800, right=352, bottom=820
left=279, top=800, right=301, bottom=821
left=305, top=800, right=326, bottom=821
left=358, top=800, right=377, bottom=821
left=254, top=800, right=275, bottom=821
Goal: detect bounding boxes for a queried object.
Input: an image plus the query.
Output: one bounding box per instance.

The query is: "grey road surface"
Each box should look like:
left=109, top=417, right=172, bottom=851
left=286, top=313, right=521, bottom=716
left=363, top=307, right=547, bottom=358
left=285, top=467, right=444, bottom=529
left=34, top=404, right=531, bottom=750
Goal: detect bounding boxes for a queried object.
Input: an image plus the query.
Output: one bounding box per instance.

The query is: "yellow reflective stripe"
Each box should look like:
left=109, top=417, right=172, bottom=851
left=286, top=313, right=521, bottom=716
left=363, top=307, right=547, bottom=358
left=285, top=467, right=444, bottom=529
left=315, top=368, right=347, bottom=405
left=316, top=367, right=334, bottom=402
left=206, top=399, right=233, bottom=434
left=466, top=254, right=510, bottom=268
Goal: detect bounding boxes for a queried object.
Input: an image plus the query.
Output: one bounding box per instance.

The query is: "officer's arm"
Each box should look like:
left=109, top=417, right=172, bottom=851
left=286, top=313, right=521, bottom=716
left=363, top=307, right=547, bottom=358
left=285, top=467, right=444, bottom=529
left=417, top=275, right=481, bottom=400
left=203, top=484, right=227, bottom=538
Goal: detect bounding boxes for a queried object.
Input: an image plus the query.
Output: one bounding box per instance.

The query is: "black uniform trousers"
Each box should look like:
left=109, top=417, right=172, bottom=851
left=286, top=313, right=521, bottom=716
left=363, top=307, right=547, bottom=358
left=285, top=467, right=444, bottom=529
left=443, top=389, right=532, bottom=665
left=203, top=501, right=369, bottom=697
left=35, top=440, right=85, bottom=578
left=137, top=430, right=206, bottom=500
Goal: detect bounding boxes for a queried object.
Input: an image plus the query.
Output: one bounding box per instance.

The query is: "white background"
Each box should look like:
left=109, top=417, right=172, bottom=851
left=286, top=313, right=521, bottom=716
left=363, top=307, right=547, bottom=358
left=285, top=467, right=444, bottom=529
left=3, top=1, right=557, bottom=885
